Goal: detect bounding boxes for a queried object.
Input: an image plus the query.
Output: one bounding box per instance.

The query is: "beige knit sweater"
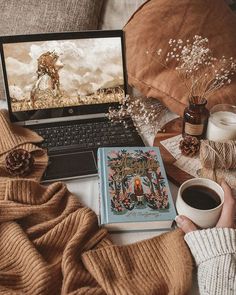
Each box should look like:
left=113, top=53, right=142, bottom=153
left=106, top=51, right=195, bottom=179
left=0, top=110, right=193, bottom=294
left=185, top=228, right=236, bottom=295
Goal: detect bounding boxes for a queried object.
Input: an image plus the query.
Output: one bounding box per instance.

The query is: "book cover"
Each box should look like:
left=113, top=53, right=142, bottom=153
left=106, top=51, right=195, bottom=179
left=98, top=147, right=177, bottom=231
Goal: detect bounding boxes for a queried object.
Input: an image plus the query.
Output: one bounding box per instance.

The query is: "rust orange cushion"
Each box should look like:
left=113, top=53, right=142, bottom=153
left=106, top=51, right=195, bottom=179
left=124, top=0, right=236, bottom=116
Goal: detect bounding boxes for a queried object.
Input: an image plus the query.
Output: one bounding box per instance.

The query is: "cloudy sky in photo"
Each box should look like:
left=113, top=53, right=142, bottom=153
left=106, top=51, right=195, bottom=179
left=3, top=37, right=124, bottom=100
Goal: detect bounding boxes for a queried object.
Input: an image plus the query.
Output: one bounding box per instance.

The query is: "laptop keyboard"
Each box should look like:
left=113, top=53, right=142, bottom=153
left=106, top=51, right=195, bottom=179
left=33, top=120, right=143, bottom=152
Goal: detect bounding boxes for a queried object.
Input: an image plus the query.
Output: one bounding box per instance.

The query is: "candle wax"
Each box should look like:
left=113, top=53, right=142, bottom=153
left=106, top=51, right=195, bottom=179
left=206, top=111, right=236, bottom=141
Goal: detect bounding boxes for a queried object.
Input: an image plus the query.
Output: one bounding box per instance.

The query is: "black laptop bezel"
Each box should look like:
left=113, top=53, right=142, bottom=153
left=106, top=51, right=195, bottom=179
left=0, top=30, right=128, bottom=123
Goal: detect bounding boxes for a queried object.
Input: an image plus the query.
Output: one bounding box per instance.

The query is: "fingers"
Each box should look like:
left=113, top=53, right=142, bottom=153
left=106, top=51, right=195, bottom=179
left=216, top=180, right=236, bottom=229
left=175, top=215, right=198, bottom=234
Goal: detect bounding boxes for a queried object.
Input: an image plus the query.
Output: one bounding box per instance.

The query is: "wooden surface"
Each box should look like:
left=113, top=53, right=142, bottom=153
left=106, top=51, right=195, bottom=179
left=153, top=117, right=194, bottom=187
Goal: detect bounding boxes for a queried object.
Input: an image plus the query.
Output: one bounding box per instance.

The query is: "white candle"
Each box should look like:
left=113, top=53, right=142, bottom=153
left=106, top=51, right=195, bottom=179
left=206, top=111, right=236, bottom=141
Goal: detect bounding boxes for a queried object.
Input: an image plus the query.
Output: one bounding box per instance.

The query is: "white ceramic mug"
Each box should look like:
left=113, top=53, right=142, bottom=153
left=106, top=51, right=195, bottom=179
left=176, top=178, right=224, bottom=228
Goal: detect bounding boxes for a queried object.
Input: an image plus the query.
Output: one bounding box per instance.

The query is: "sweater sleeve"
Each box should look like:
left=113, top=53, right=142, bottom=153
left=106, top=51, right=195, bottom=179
left=82, top=229, right=193, bottom=295
left=184, top=228, right=236, bottom=295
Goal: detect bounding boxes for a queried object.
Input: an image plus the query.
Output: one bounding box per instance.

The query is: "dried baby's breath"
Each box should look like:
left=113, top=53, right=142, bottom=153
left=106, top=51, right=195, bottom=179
left=107, top=95, right=168, bottom=135
left=149, top=35, right=236, bottom=103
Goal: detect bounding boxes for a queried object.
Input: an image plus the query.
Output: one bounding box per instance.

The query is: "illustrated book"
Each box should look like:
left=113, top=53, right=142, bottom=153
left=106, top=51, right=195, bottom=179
left=97, top=147, right=177, bottom=231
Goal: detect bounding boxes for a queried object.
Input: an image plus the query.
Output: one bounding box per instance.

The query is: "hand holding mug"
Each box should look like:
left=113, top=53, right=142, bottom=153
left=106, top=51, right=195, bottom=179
left=175, top=178, right=224, bottom=228
left=176, top=180, right=236, bottom=233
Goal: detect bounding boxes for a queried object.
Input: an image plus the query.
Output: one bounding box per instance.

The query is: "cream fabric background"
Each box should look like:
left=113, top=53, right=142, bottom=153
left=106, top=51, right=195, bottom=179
left=100, top=0, right=147, bottom=29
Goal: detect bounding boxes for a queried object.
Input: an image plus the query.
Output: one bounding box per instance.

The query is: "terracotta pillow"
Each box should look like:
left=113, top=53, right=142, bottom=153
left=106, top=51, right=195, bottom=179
left=124, top=0, right=236, bottom=116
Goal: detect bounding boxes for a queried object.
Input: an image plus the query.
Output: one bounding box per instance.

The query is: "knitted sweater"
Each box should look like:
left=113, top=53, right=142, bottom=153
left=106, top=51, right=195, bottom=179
left=0, top=109, right=48, bottom=180
left=185, top=228, right=236, bottom=295
left=0, top=179, right=193, bottom=295
left=0, top=109, right=193, bottom=294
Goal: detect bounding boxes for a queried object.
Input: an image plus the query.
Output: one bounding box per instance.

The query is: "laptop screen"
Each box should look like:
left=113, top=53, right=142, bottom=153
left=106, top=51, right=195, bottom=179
left=0, top=30, right=127, bottom=123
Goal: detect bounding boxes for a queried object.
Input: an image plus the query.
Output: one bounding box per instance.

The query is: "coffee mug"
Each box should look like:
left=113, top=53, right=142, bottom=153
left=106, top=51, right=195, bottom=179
left=176, top=178, right=224, bottom=228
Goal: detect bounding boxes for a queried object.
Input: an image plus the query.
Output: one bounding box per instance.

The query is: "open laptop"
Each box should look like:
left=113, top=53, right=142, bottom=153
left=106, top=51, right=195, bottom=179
left=0, top=30, right=145, bottom=181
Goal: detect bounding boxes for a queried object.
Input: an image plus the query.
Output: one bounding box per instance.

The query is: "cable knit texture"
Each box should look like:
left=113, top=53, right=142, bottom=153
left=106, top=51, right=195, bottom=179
left=185, top=228, right=236, bottom=295
left=0, top=109, right=193, bottom=294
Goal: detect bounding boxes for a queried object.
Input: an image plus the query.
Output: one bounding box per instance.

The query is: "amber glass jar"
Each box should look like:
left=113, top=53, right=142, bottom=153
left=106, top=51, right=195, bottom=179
left=182, top=97, right=210, bottom=139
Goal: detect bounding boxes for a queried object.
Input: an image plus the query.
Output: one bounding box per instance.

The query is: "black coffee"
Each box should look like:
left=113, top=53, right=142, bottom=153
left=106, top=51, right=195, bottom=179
left=182, top=185, right=221, bottom=210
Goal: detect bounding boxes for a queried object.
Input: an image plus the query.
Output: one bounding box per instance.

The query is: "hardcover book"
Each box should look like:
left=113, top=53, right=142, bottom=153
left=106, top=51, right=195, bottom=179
left=97, top=147, right=177, bottom=231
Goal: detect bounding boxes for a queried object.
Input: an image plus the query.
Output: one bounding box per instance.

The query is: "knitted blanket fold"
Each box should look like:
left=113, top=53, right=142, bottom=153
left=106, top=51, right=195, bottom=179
left=0, top=109, right=48, bottom=181
left=0, top=179, right=193, bottom=295
left=0, top=180, right=110, bottom=295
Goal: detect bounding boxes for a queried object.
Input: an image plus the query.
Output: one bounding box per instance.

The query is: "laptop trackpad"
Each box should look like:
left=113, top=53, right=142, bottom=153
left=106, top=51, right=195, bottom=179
left=43, top=151, right=97, bottom=181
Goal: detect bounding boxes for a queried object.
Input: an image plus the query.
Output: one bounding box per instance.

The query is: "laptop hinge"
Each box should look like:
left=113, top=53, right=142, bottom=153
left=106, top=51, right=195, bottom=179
left=20, top=113, right=107, bottom=126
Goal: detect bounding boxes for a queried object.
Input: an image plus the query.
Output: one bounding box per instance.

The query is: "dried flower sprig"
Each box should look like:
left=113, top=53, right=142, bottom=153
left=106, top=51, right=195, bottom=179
left=107, top=95, right=168, bottom=135
left=147, top=35, right=236, bottom=103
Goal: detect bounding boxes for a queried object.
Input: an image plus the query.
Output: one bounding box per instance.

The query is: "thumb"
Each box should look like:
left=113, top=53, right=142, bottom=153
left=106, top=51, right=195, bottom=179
left=175, top=215, right=198, bottom=234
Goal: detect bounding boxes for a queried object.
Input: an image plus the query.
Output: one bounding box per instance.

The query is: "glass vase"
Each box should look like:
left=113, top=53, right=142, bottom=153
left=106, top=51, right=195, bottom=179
left=182, top=97, right=209, bottom=139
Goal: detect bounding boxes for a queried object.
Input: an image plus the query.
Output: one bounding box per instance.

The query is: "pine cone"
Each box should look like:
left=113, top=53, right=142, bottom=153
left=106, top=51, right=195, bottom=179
left=5, top=149, right=34, bottom=176
left=179, top=136, right=200, bottom=157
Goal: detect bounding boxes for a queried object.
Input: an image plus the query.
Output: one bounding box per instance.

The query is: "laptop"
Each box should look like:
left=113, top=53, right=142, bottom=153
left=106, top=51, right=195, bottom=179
left=0, top=30, right=145, bottom=181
